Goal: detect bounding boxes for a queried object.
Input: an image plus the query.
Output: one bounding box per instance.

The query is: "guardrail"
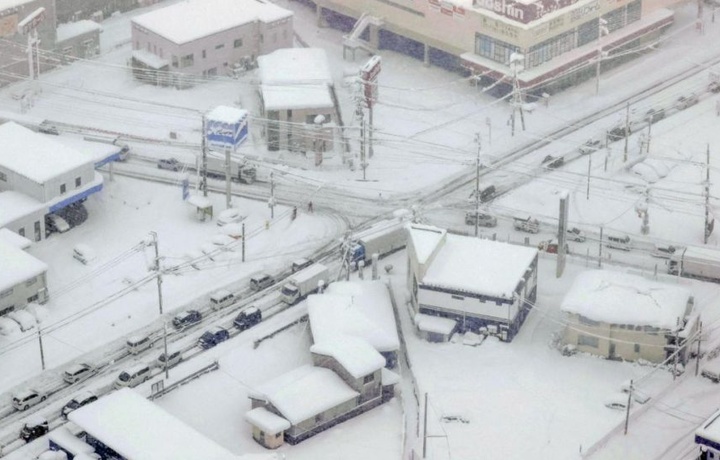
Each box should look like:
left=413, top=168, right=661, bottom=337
left=150, top=361, right=219, bottom=401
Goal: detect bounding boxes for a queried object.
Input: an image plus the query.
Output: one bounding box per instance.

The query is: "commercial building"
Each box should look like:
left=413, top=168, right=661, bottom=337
left=561, top=270, right=698, bottom=363
left=130, top=0, right=293, bottom=86
left=406, top=224, right=538, bottom=342
left=0, top=239, right=48, bottom=316
left=55, top=19, right=101, bottom=62
left=313, top=0, right=674, bottom=93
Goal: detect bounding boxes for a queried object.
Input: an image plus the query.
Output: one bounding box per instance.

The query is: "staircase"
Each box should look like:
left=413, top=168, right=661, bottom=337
left=342, top=13, right=383, bottom=60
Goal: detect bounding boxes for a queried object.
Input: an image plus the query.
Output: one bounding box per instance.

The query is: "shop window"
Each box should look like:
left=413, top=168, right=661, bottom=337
left=180, top=54, right=194, bottom=68
left=215, top=43, right=224, bottom=50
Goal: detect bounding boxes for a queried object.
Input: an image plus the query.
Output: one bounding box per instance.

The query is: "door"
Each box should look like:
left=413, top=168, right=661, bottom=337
left=34, top=221, right=41, bottom=241
left=609, top=343, right=616, bottom=359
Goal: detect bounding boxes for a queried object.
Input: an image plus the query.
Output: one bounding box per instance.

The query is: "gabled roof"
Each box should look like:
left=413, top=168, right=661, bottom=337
left=407, top=224, right=446, bottom=265
left=311, top=335, right=385, bottom=379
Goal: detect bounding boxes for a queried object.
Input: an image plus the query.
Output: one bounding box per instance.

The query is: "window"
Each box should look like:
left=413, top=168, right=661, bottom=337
left=275, top=433, right=281, bottom=438
left=234, top=38, right=243, bottom=48
left=283, top=29, right=287, bottom=39
left=25, top=277, right=36, bottom=287
left=75, top=177, right=81, bottom=187
left=626, top=0, right=641, bottom=24
left=0, top=171, right=6, bottom=181
left=60, top=183, right=67, bottom=194
left=159, top=49, right=163, bottom=58
left=171, top=55, right=178, bottom=68
left=18, top=228, right=25, bottom=237
left=0, top=288, right=12, bottom=299
left=259, top=34, right=264, bottom=44
left=146, top=43, right=150, bottom=52
left=272, top=33, right=277, bottom=43
left=451, top=295, right=464, bottom=301
left=135, top=41, right=140, bottom=50
left=634, top=344, right=640, bottom=353
left=258, top=430, right=265, bottom=437
left=363, top=373, right=375, bottom=384
left=180, top=54, right=194, bottom=68
left=578, top=335, right=599, bottom=348
left=215, top=43, right=224, bottom=50
left=315, top=413, right=323, bottom=423
left=578, top=315, right=600, bottom=327
left=202, top=49, right=206, bottom=59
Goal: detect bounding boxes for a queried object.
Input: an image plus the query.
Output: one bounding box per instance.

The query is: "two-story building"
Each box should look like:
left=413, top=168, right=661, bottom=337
left=0, top=239, right=48, bottom=316
left=130, top=0, right=293, bottom=86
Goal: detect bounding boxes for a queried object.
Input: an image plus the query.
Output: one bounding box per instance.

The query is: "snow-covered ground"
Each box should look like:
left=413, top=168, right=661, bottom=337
left=3, top=0, right=720, bottom=459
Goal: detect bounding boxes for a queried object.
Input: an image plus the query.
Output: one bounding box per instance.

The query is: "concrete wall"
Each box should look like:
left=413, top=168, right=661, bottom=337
left=2, top=208, right=46, bottom=243
left=0, top=271, right=48, bottom=316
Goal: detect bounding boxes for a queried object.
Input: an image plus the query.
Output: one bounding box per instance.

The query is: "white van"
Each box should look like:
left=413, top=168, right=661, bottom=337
left=210, top=289, right=235, bottom=310
left=72, top=244, right=97, bottom=265
left=126, top=334, right=154, bottom=355
left=606, top=234, right=631, bottom=251
left=114, top=364, right=152, bottom=389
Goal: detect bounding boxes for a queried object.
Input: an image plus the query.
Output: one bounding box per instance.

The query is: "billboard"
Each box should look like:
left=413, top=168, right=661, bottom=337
left=360, top=56, right=381, bottom=109
left=205, top=106, right=249, bottom=150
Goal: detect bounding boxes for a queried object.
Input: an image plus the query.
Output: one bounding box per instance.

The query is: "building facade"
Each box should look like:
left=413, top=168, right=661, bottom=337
left=130, top=0, right=293, bottom=86
left=0, top=240, right=48, bottom=316
left=55, top=19, right=101, bottom=62
left=313, top=0, right=673, bottom=93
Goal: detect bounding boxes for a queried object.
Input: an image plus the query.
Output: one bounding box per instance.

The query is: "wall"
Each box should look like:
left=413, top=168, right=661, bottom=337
left=41, top=164, right=95, bottom=203
left=56, top=0, right=142, bottom=23
left=2, top=208, right=46, bottom=243
left=57, top=29, right=101, bottom=61
left=0, top=271, right=48, bottom=316
left=0, top=168, right=45, bottom=203
left=265, top=106, right=336, bottom=152
left=418, top=287, right=517, bottom=323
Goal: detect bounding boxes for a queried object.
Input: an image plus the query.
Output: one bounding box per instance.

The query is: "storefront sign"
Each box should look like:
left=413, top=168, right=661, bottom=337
left=473, top=0, right=629, bottom=24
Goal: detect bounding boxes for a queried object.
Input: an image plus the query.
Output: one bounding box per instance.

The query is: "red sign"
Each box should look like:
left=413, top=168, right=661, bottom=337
left=18, top=8, right=46, bottom=35
left=360, top=56, right=381, bottom=108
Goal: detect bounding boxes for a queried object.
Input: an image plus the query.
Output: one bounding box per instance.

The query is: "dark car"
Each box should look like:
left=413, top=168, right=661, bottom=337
left=542, top=155, right=564, bottom=169
left=20, top=415, right=48, bottom=442
left=464, top=211, right=497, bottom=227
left=198, top=326, right=230, bottom=349
left=172, top=310, right=202, bottom=329
left=61, top=391, right=98, bottom=418
left=234, top=307, right=262, bottom=331
left=644, top=108, right=665, bottom=124
left=157, top=158, right=181, bottom=171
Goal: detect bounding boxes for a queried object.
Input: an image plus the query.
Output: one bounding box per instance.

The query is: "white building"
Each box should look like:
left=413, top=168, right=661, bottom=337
left=55, top=20, right=102, bottom=62
left=0, top=239, right=48, bottom=316
left=258, top=48, right=338, bottom=153
left=0, top=122, right=103, bottom=240
left=406, top=224, right=538, bottom=342
left=561, top=270, right=697, bottom=364
left=130, top=0, right=293, bottom=85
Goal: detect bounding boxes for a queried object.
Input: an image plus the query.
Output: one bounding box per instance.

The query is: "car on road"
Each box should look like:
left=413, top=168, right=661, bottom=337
left=63, top=363, right=96, bottom=384
left=20, top=415, right=48, bottom=442
left=464, top=211, right=497, bottom=227
left=198, top=326, right=230, bottom=349
left=156, top=349, right=183, bottom=368
left=651, top=244, right=682, bottom=259
left=538, top=240, right=569, bottom=254
left=250, top=274, right=275, bottom=291
left=644, top=108, right=665, bottom=124
left=579, top=138, right=601, bottom=154
left=61, top=391, right=98, bottom=418
left=12, top=388, right=46, bottom=411
left=172, top=309, right=202, bottom=329
left=216, top=208, right=246, bottom=226
left=566, top=227, right=586, bottom=242
left=157, top=158, right=181, bottom=171
left=513, top=216, right=540, bottom=234
left=234, top=307, right=262, bottom=331
left=675, top=93, right=698, bottom=110
left=291, top=258, right=313, bottom=273
left=542, top=155, right=564, bottom=169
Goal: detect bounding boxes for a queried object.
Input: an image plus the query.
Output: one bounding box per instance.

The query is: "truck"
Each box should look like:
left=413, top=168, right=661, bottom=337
left=668, top=246, right=720, bottom=282
left=280, top=263, right=329, bottom=304
left=344, top=219, right=407, bottom=265
left=205, top=156, right=256, bottom=184
left=513, top=216, right=540, bottom=234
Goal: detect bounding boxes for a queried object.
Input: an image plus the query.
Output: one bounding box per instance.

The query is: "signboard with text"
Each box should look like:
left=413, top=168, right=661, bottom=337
left=360, top=56, right=381, bottom=109
left=205, top=106, right=248, bottom=150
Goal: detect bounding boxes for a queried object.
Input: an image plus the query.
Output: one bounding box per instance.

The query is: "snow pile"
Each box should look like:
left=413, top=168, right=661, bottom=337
left=56, top=20, right=102, bottom=43
left=244, top=407, right=290, bottom=435
left=258, top=48, right=333, bottom=86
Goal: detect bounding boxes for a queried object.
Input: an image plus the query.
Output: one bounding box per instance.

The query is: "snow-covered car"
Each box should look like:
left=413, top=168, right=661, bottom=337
left=579, top=138, right=601, bottom=154
left=61, top=391, right=98, bottom=418
left=20, top=415, right=48, bottom=442
left=651, top=244, right=682, bottom=259
left=45, top=213, right=70, bottom=235
left=513, top=216, right=540, bottom=234
left=12, top=388, right=46, bottom=411
left=198, top=326, right=230, bottom=349
left=73, top=244, right=97, bottom=265
left=604, top=393, right=629, bottom=410
left=674, top=93, right=698, bottom=110
left=250, top=274, right=275, bottom=291
left=63, top=363, right=96, bottom=384
left=644, top=108, right=665, bottom=124
left=464, top=211, right=497, bottom=227
left=211, top=234, right=235, bottom=248
left=542, top=155, right=564, bottom=169
left=157, top=158, right=181, bottom=171
left=156, top=349, right=183, bottom=368
left=172, top=310, right=202, bottom=330
left=566, top=227, right=586, bottom=242
left=216, top=208, right=245, bottom=226
left=291, top=258, right=313, bottom=272
left=7, top=310, right=36, bottom=332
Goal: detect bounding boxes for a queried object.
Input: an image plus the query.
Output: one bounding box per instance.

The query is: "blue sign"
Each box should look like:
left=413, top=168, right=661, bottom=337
left=182, top=178, right=189, bottom=201
left=205, top=108, right=249, bottom=150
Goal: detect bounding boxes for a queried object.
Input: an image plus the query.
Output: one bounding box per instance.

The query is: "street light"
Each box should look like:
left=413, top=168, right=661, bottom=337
left=595, top=17, right=609, bottom=95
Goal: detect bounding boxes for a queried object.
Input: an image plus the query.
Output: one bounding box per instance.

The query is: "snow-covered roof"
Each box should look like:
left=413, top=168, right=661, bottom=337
left=244, top=407, right=290, bottom=435
left=381, top=367, right=401, bottom=386
left=309, top=281, right=400, bottom=352
left=132, top=49, right=169, bottom=69
left=421, top=233, right=538, bottom=299
left=206, top=106, right=248, bottom=124
left=0, top=0, right=33, bottom=10
left=54, top=135, right=121, bottom=165
left=0, top=122, right=93, bottom=183
left=311, top=335, right=385, bottom=379
left=696, top=409, right=720, bottom=445
left=131, top=0, right=292, bottom=45
left=0, top=191, right=45, bottom=228
left=69, top=388, right=239, bottom=460
left=258, top=48, right=332, bottom=86
left=407, top=224, right=446, bottom=265
left=681, top=245, right=720, bottom=264
left=187, top=194, right=212, bottom=208
left=56, top=20, right=102, bottom=43
left=415, top=313, right=457, bottom=335
left=261, top=84, right=334, bottom=111
left=253, top=365, right=358, bottom=425
left=0, top=239, right=47, bottom=291
left=48, top=427, right=96, bottom=456
left=0, top=228, right=31, bottom=249
left=561, top=270, right=692, bottom=330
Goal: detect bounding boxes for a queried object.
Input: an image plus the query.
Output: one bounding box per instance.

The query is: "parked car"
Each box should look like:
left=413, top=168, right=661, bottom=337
left=216, top=208, right=245, bottom=226
left=538, top=240, right=569, bottom=254
left=172, top=310, right=202, bottom=329
left=651, top=244, right=682, bottom=259
left=464, top=211, right=497, bottom=227
left=579, top=138, right=601, bottom=154
left=12, top=388, right=46, bottom=411
left=644, top=108, right=665, bottom=124
left=61, top=391, right=98, bottom=418
left=604, top=393, right=630, bottom=410
left=674, top=93, right=698, bottom=110
left=234, top=307, right=262, bottom=331
left=20, top=415, right=48, bottom=442
left=38, top=121, right=59, bottom=135
left=157, top=158, right=181, bottom=171
left=469, top=185, right=497, bottom=203
left=63, top=363, right=96, bottom=384
left=606, top=234, right=631, bottom=251
left=72, top=244, right=97, bottom=265
left=156, top=349, right=183, bottom=368
left=291, top=258, right=313, bottom=273
left=566, top=227, right=586, bottom=242
left=702, top=360, right=720, bottom=383
left=114, top=364, right=152, bottom=389
left=198, top=326, right=230, bottom=349
left=250, top=274, right=275, bottom=291
left=7, top=310, right=36, bottom=332
left=709, top=80, right=720, bottom=93
left=607, top=125, right=629, bottom=142
left=45, top=214, right=70, bottom=235
left=542, top=155, right=564, bottom=169
left=126, top=334, right=154, bottom=355
left=513, top=216, right=540, bottom=234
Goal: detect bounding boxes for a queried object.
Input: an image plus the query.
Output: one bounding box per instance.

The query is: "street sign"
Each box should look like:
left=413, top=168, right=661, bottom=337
left=18, top=8, right=45, bottom=36
left=360, top=56, right=381, bottom=108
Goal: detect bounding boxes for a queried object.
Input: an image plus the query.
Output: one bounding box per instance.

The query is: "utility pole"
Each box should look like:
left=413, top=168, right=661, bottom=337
left=269, top=172, right=275, bottom=219
left=705, top=144, right=712, bottom=244
left=673, top=318, right=680, bottom=381
left=357, top=100, right=368, bottom=181
left=423, top=392, right=428, bottom=458
left=640, top=190, right=650, bottom=235
left=696, top=320, right=703, bottom=377
left=224, top=147, right=232, bottom=209
left=150, top=231, right=164, bottom=315
left=509, top=53, right=526, bottom=136
left=598, top=227, right=603, bottom=268
left=646, top=122, right=652, bottom=155
left=201, top=115, right=208, bottom=197
left=474, top=133, right=482, bottom=237
left=163, top=323, right=169, bottom=379
left=586, top=154, right=592, bottom=200
left=624, top=379, right=632, bottom=435
left=369, top=95, right=374, bottom=159
left=242, top=223, right=246, bottom=262
left=623, top=102, right=630, bottom=162
left=37, top=327, right=45, bottom=371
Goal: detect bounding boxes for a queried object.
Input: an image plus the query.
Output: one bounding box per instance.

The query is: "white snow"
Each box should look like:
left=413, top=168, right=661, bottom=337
left=54, top=135, right=122, bottom=165
left=206, top=106, right=248, bottom=125
left=415, top=313, right=457, bottom=334
left=0, top=0, right=33, bottom=10
left=420, top=232, right=538, bottom=299
left=380, top=367, right=400, bottom=386
left=0, top=122, right=93, bottom=184
left=260, top=84, right=334, bottom=111
left=131, top=49, right=168, bottom=69
left=258, top=48, right=332, bottom=86
left=131, top=0, right=293, bottom=45
left=0, top=191, right=44, bottom=227
left=407, top=224, right=446, bottom=265
left=244, top=407, right=291, bottom=435
left=0, top=239, right=47, bottom=291
left=252, top=364, right=358, bottom=425
left=310, top=335, right=385, bottom=379
left=561, top=270, right=693, bottom=329
left=69, top=388, right=240, bottom=460
left=56, top=20, right=102, bottom=43
left=0, top=228, right=31, bottom=249
left=47, top=426, right=96, bottom=456
left=696, top=409, right=720, bottom=444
